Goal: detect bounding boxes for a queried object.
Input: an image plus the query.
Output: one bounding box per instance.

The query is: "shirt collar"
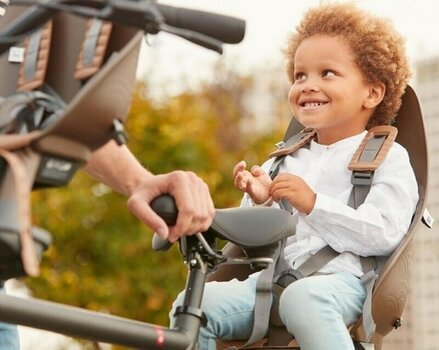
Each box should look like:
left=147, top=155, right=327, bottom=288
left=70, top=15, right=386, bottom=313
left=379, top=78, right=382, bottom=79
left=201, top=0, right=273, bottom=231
left=309, top=131, right=367, bottom=154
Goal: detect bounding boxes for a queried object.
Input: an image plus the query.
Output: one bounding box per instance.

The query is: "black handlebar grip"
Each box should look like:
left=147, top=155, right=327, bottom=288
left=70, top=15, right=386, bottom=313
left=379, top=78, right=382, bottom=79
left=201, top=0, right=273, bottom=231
left=150, top=195, right=177, bottom=251
left=157, top=4, right=246, bottom=44
left=150, top=194, right=178, bottom=226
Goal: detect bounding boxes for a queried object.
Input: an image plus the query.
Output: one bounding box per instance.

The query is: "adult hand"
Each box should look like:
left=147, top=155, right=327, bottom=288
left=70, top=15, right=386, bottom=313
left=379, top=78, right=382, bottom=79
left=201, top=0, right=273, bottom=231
left=233, top=160, right=272, bottom=204
left=270, top=173, right=316, bottom=214
left=127, top=171, right=215, bottom=242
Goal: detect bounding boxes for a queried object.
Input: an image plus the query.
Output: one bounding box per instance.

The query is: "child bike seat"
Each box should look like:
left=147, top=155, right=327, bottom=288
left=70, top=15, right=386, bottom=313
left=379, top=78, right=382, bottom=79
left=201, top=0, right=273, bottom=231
left=212, top=85, right=430, bottom=350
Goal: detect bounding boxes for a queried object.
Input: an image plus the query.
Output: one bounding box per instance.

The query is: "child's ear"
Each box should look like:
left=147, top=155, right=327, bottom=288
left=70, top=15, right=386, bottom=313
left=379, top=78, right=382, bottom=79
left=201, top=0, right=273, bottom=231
left=364, top=82, right=386, bottom=109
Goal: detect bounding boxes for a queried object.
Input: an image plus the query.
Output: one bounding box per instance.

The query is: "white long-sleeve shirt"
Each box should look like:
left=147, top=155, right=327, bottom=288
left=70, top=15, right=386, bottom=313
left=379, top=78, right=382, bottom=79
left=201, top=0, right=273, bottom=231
left=241, top=131, right=419, bottom=277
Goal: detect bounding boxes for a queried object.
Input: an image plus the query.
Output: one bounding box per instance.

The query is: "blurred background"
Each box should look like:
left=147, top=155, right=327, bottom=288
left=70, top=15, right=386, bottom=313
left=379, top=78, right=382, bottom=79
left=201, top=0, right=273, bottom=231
left=3, top=0, right=439, bottom=349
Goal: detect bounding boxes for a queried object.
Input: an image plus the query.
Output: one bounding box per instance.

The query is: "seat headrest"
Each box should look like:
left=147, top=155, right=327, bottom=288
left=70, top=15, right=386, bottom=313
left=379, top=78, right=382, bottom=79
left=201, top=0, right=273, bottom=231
left=392, top=85, right=427, bottom=191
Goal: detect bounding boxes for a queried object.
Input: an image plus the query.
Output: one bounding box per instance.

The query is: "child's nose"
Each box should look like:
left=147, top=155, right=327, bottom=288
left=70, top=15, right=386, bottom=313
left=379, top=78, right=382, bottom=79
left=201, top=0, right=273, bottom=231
left=301, top=80, right=320, bottom=93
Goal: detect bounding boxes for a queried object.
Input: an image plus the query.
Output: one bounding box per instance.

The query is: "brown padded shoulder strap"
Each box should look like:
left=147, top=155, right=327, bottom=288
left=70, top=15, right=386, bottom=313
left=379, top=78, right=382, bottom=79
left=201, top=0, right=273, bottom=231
left=268, top=128, right=316, bottom=158
left=17, top=21, right=53, bottom=92
left=74, top=19, right=113, bottom=81
left=348, top=125, right=398, bottom=172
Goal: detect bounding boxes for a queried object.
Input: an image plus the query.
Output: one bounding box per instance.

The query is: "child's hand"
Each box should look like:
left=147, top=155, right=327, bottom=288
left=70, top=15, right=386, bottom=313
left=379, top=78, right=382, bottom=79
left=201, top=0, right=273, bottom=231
left=233, top=160, right=272, bottom=204
left=270, top=173, right=316, bottom=214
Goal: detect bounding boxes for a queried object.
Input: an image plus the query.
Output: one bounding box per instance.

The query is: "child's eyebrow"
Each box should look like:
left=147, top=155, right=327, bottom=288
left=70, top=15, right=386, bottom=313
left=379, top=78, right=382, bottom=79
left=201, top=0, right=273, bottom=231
left=294, top=60, right=344, bottom=72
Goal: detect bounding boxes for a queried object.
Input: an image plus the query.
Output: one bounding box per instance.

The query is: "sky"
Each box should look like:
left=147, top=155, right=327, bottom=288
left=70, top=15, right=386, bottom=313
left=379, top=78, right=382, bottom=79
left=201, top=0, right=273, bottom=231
left=138, top=0, right=439, bottom=96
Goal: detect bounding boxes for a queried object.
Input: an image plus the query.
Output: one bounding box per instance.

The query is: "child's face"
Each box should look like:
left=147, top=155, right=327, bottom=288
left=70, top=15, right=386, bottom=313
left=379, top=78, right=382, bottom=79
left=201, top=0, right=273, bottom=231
left=288, top=34, right=375, bottom=145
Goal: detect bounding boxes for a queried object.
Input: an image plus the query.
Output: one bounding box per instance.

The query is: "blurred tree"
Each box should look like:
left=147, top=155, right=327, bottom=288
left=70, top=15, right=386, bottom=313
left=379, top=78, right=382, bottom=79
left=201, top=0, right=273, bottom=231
left=26, top=65, right=291, bottom=349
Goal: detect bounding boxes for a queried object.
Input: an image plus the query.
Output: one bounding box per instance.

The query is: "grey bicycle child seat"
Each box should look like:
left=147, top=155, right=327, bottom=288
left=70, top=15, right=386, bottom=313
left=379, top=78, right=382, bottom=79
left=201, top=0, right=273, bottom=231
left=0, top=6, right=142, bottom=278
left=211, top=85, right=430, bottom=350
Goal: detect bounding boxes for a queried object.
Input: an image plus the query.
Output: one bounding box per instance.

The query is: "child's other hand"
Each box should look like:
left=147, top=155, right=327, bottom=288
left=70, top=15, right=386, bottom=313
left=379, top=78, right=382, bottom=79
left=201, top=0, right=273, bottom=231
left=233, top=160, right=272, bottom=204
left=270, top=173, right=316, bottom=214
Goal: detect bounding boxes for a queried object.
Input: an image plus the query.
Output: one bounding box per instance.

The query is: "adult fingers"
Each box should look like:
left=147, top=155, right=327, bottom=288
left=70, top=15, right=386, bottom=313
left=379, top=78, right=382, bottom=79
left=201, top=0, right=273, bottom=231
left=167, top=171, right=214, bottom=242
left=127, top=191, right=170, bottom=239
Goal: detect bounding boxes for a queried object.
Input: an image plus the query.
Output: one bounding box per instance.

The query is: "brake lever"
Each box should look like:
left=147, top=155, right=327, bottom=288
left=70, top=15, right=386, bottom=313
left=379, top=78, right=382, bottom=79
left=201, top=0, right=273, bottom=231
left=194, top=233, right=273, bottom=266
left=151, top=195, right=275, bottom=269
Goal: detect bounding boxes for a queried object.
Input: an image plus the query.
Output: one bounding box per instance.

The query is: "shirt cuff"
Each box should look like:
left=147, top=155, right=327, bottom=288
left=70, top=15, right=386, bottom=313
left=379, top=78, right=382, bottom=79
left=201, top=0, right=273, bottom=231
left=306, top=192, right=332, bottom=227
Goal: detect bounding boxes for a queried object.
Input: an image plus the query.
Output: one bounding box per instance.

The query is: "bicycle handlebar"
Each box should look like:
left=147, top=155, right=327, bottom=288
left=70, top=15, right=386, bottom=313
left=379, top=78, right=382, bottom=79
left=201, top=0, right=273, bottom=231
left=0, top=0, right=246, bottom=55
left=156, top=3, right=245, bottom=45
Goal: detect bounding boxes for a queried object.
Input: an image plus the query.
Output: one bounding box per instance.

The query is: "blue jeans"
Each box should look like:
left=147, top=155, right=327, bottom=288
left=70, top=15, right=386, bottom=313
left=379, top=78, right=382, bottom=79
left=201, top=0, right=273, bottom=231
left=170, top=272, right=366, bottom=350
left=0, top=287, right=20, bottom=350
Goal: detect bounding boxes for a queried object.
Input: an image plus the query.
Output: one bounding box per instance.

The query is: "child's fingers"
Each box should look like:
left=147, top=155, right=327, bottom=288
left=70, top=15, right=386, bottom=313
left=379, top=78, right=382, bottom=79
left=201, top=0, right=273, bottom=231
left=233, top=160, right=247, bottom=178
left=250, top=165, right=266, bottom=177
left=234, top=171, right=249, bottom=191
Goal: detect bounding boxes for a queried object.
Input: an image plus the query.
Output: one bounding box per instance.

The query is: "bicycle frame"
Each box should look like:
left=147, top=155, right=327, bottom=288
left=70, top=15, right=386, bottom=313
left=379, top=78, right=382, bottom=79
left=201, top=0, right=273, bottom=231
left=0, top=235, right=209, bottom=350
left=0, top=194, right=280, bottom=349
left=0, top=217, right=275, bottom=349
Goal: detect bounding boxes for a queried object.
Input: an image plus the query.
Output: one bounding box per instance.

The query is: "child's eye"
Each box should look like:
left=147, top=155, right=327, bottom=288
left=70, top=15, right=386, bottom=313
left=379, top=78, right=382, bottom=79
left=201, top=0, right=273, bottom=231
left=294, top=72, right=306, bottom=81
left=322, top=70, right=336, bottom=77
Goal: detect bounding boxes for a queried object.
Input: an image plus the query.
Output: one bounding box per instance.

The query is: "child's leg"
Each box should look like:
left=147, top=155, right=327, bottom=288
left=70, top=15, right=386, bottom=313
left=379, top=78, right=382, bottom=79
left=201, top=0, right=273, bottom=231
left=0, top=321, right=19, bottom=350
left=170, top=273, right=260, bottom=350
left=0, top=286, right=20, bottom=349
left=279, top=272, right=366, bottom=350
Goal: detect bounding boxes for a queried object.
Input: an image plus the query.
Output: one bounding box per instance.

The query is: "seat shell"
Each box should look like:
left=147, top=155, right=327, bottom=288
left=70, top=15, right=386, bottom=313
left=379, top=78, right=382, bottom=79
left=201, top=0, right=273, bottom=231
left=209, top=86, right=428, bottom=350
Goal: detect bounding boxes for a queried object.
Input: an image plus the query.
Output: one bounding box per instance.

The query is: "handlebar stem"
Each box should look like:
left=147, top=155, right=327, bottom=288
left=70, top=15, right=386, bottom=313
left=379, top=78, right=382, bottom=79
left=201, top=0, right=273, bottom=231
left=172, top=251, right=208, bottom=350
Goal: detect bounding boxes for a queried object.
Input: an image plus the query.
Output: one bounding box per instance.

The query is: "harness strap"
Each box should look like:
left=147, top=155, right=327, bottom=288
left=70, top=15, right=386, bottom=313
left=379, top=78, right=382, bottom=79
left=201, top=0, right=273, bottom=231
left=268, top=128, right=315, bottom=212
left=348, top=126, right=398, bottom=209
left=348, top=126, right=397, bottom=341
left=293, top=246, right=340, bottom=278
left=348, top=126, right=397, bottom=172
left=267, top=246, right=340, bottom=346
left=359, top=260, right=379, bottom=341
left=225, top=241, right=283, bottom=350
left=268, top=128, right=316, bottom=160
left=0, top=148, right=40, bottom=277
left=0, top=131, right=40, bottom=150
left=249, top=125, right=397, bottom=346
left=17, top=21, right=53, bottom=92
left=240, top=130, right=316, bottom=348
left=16, top=18, right=112, bottom=88
left=74, top=19, right=113, bottom=81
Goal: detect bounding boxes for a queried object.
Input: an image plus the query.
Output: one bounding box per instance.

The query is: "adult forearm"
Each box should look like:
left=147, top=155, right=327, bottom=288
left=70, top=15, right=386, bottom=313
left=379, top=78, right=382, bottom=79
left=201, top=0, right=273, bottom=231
left=83, top=140, right=152, bottom=196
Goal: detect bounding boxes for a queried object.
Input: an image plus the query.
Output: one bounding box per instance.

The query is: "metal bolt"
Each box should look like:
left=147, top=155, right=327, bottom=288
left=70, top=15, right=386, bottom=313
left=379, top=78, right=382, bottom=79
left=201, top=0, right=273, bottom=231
left=393, top=318, right=402, bottom=329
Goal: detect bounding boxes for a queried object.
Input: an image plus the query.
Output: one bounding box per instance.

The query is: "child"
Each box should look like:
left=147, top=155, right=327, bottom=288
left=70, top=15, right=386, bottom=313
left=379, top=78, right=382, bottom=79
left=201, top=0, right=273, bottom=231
left=171, top=2, right=419, bottom=349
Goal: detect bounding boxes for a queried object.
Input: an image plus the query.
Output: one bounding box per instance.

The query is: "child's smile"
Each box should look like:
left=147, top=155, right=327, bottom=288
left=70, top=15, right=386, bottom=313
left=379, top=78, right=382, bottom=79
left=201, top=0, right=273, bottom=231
left=298, top=97, right=329, bottom=111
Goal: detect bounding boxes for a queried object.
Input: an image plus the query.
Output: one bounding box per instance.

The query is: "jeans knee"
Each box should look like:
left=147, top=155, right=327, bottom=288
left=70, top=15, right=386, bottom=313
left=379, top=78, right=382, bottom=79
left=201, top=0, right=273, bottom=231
left=278, top=278, right=330, bottom=329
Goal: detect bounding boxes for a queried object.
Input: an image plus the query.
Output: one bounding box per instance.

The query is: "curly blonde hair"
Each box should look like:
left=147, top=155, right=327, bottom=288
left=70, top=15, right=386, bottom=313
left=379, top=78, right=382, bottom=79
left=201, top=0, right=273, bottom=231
left=284, top=2, right=411, bottom=128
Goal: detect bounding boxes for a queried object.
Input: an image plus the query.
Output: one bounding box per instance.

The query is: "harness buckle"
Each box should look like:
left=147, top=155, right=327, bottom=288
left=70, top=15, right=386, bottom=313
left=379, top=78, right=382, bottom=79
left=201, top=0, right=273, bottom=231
left=275, top=141, right=286, bottom=149
left=273, top=269, right=303, bottom=288
left=351, top=170, right=374, bottom=186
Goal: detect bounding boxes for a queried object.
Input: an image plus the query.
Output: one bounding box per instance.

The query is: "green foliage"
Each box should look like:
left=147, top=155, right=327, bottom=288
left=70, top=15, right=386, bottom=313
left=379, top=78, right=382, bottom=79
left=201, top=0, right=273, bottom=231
left=26, top=67, right=290, bottom=349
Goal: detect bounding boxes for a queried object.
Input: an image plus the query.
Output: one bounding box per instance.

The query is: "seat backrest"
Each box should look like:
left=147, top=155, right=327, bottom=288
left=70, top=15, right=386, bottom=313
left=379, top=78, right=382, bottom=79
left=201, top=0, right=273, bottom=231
left=0, top=6, right=143, bottom=161
left=350, top=85, right=428, bottom=344
left=209, top=85, right=429, bottom=348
